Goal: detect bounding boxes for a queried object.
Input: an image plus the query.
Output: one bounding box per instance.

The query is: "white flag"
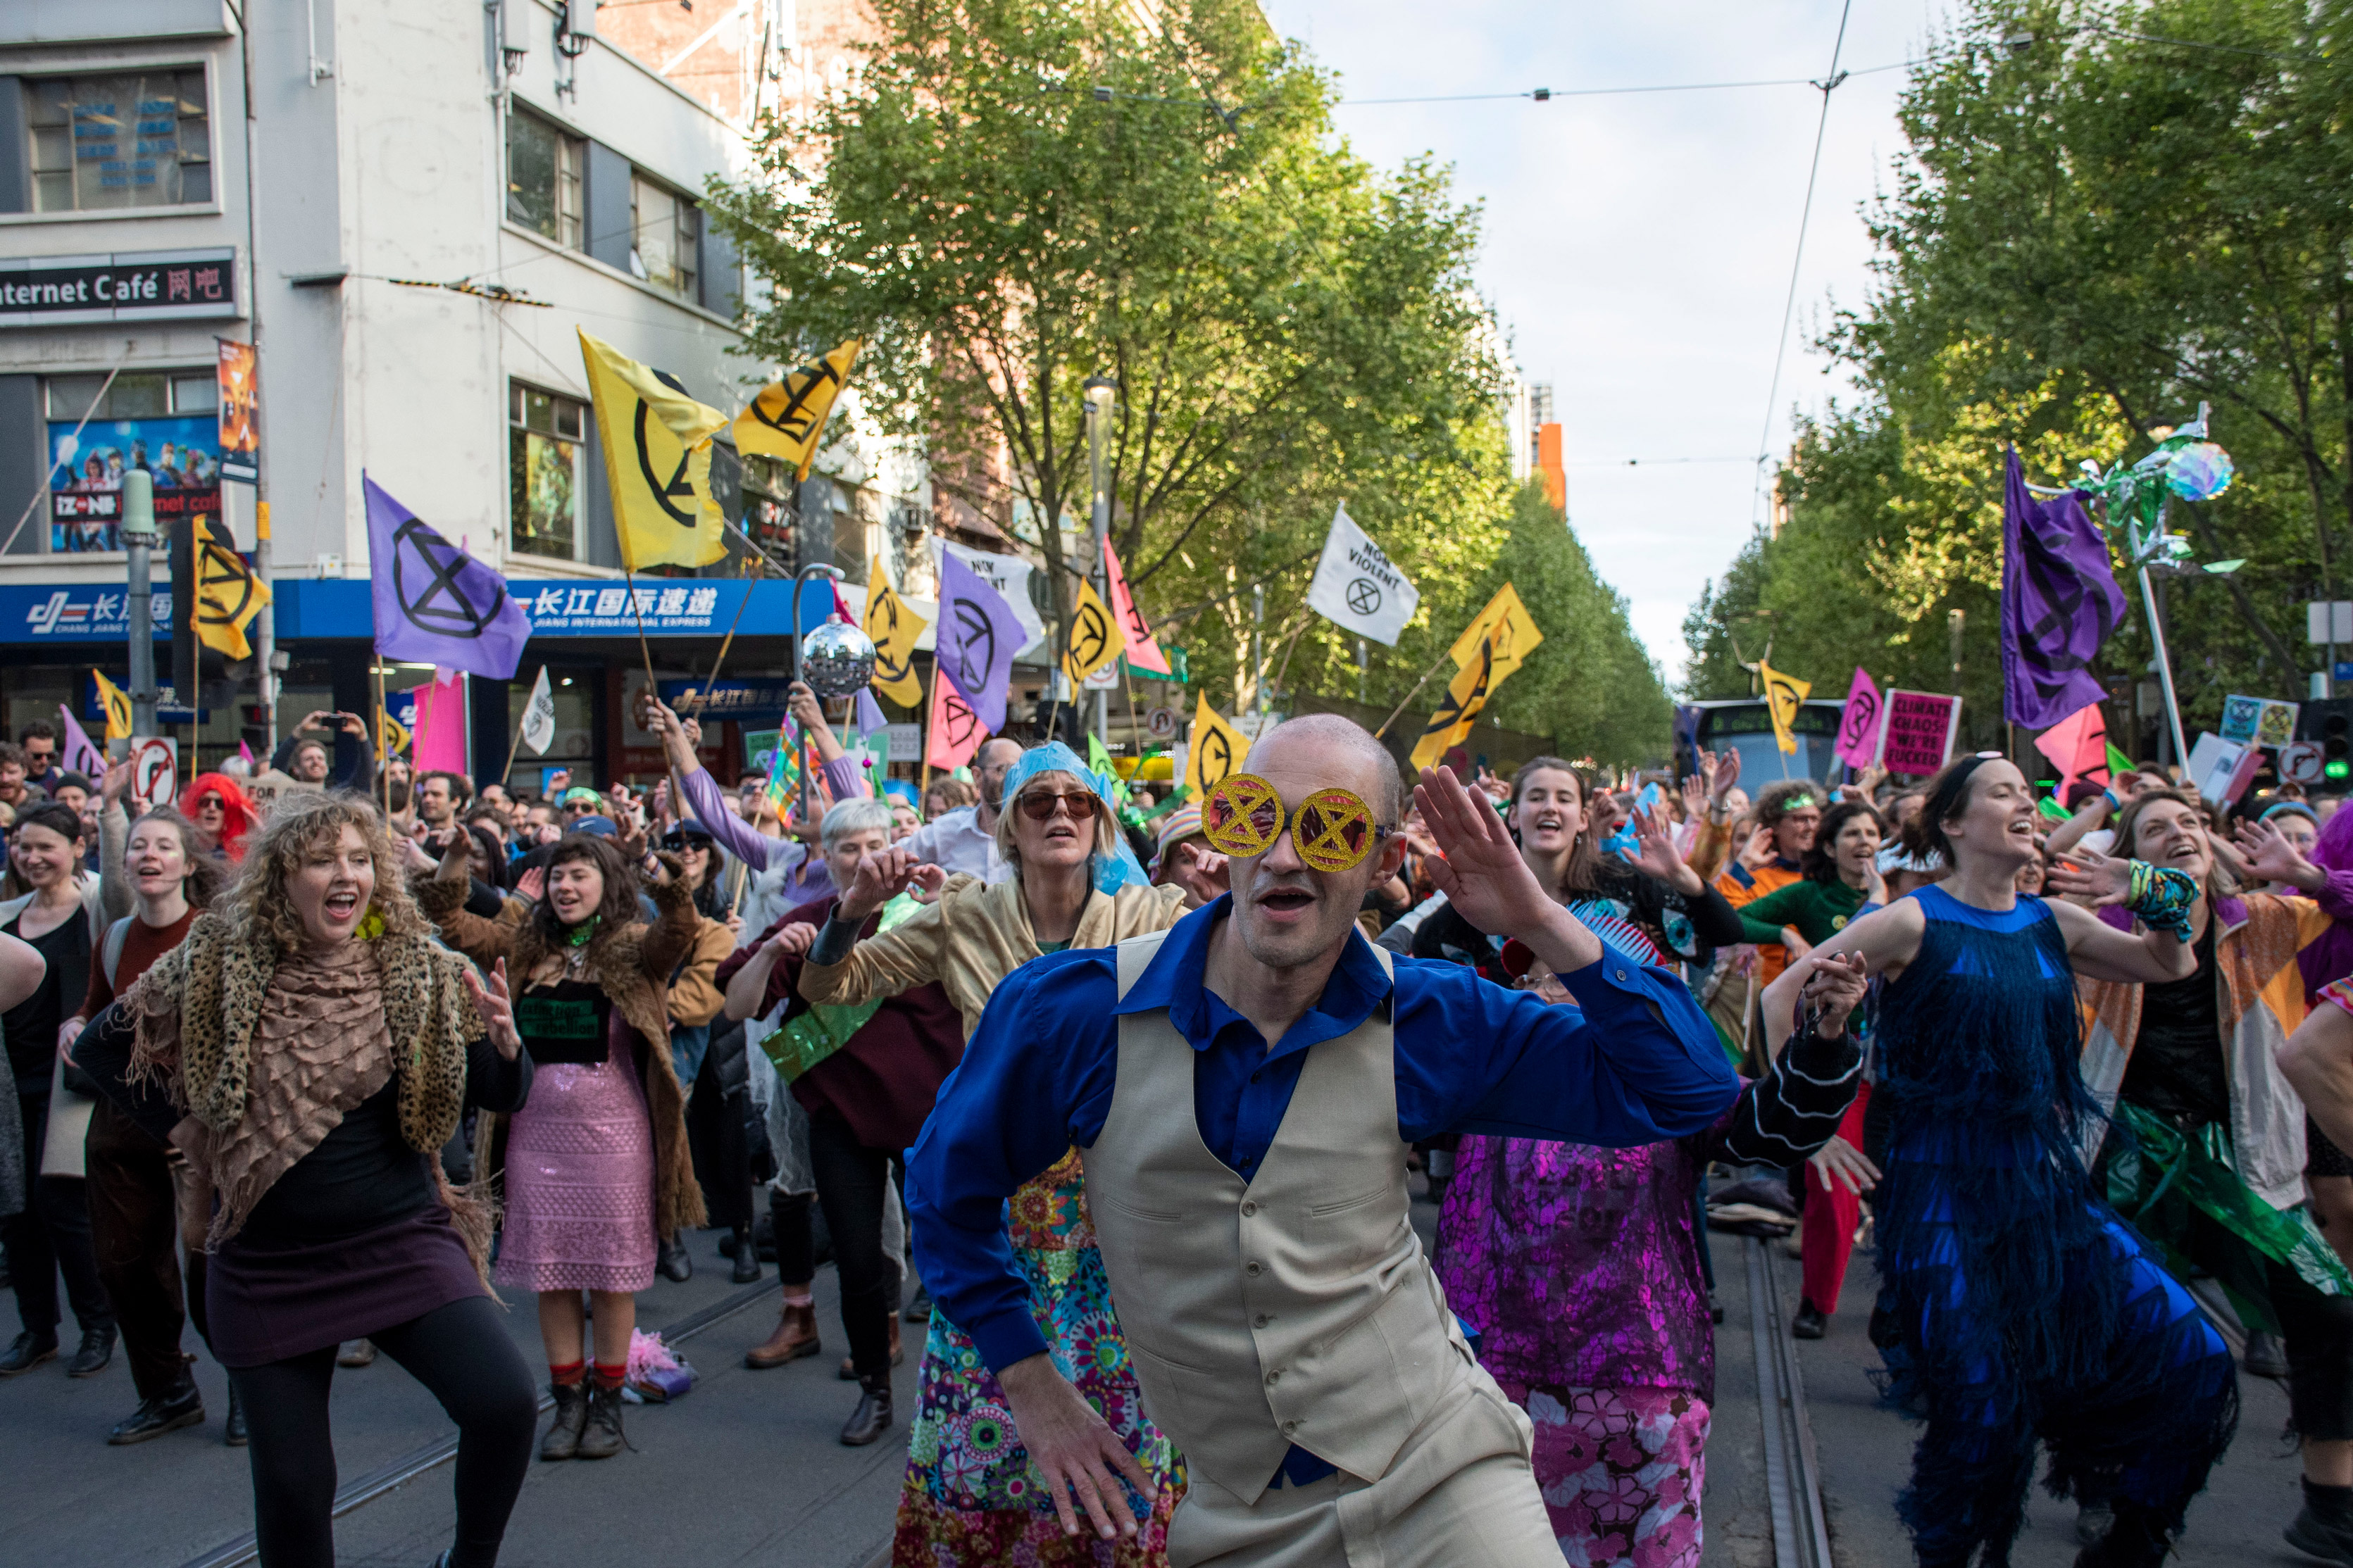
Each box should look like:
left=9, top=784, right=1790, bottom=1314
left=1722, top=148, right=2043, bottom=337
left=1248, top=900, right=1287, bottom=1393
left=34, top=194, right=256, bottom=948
left=520, top=665, right=556, bottom=756
left=1306, top=503, right=1419, bottom=646
left=940, top=538, right=1047, bottom=657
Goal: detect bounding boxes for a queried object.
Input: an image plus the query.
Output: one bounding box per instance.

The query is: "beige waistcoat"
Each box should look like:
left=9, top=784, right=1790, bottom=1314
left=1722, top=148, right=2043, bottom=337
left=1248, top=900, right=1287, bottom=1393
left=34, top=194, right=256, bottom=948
left=1082, top=930, right=1480, bottom=1507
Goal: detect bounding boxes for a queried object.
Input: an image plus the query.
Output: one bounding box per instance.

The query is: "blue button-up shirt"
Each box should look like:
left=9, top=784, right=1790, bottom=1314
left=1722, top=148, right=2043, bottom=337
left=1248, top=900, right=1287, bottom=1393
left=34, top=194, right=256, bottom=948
left=906, top=895, right=1740, bottom=1376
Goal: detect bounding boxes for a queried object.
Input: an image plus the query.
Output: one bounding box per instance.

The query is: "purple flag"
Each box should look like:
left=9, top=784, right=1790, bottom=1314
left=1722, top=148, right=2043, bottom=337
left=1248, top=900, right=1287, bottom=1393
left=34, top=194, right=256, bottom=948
left=366, top=475, right=532, bottom=679
left=935, top=548, right=1025, bottom=734
left=2001, top=448, right=2126, bottom=729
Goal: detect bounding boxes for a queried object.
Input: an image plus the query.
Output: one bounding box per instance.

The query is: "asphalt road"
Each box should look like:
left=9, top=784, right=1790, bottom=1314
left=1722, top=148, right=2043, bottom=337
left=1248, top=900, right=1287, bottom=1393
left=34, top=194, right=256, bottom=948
left=1710, top=1226, right=2321, bottom=1568
left=8, top=1196, right=2324, bottom=1568
left=0, top=1231, right=910, bottom=1568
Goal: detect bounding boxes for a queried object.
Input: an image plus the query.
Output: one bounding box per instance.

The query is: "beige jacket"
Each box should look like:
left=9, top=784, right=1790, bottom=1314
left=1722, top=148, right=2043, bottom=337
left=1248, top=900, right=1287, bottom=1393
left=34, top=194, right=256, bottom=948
left=798, top=872, right=1187, bottom=1039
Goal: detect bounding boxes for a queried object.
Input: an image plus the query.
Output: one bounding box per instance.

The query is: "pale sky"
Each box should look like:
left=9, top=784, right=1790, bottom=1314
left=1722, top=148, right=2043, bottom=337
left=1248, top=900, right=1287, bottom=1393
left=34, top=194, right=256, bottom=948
left=1260, top=0, right=1946, bottom=686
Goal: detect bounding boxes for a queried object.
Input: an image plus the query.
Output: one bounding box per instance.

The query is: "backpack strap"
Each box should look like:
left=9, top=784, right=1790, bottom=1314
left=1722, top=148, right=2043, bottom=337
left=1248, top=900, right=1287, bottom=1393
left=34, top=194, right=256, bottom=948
left=102, top=915, right=135, bottom=993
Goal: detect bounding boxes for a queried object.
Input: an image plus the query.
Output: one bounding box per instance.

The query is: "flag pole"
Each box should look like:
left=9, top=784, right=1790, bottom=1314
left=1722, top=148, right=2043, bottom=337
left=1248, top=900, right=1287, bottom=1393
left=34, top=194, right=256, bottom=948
left=689, top=547, right=765, bottom=720
left=374, top=661, right=390, bottom=817
left=496, top=676, right=534, bottom=795
left=919, top=663, right=935, bottom=799
left=620, top=565, right=659, bottom=688
left=1374, top=644, right=1456, bottom=741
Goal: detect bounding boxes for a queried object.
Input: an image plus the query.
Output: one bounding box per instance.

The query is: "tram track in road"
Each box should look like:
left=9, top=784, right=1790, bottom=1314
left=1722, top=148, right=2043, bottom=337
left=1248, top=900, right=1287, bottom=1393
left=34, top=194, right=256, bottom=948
left=174, top=1275, right=785, bottom=1568
left=1747, top=1235, right=1835, bottom=1568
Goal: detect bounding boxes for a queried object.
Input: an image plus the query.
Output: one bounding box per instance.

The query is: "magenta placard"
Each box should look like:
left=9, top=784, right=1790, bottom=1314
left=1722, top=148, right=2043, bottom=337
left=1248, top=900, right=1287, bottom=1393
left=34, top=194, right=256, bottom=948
left=1834, top=667, right=1883, bottom=768
left=1880, top=690, right=1960, bottom=775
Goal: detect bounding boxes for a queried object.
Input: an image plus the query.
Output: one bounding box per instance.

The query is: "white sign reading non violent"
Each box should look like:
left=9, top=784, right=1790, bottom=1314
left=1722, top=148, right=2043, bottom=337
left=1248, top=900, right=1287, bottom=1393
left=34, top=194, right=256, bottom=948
left=129, top=736, right=177, bottom=810
left=1305, top=502, right=1420, bottom=646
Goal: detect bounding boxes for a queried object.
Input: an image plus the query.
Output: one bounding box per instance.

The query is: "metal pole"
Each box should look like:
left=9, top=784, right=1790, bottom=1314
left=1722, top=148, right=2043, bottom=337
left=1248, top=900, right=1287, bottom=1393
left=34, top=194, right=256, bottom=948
left=1356, top=637, right=1367, bottom=705
left=1252, top=584, right=1265, bottom=724
left=1084, top=377, right=1115, bottom=744
left=123, top=472, right=159, bottom=736
left=2140, top=562, right=2190, bottom=772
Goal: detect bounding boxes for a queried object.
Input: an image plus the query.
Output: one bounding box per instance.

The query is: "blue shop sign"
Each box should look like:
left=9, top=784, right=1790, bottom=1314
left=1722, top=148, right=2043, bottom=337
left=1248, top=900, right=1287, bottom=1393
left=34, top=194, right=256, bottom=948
left=0, top=575, right=847, bottom=645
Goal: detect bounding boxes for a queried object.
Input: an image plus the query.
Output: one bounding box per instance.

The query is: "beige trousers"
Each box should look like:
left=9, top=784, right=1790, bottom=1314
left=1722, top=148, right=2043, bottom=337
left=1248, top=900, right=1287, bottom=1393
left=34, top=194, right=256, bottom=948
left=1165, top=1376, right=1558, bottom=1568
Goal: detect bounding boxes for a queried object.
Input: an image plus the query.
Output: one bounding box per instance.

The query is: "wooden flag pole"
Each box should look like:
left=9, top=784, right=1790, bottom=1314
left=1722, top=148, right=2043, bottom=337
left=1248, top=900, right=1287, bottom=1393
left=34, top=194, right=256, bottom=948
left=374, top=661, right=391, bottom=817
left=620, top=565, right=659, bottom=687
left=1374, top=644, right=1456, bottom=741
left=496, top=682, right=532, bottom=796
left=919, top=664, right=935, bottom=798
left=692, top=548, right=764, bottom=717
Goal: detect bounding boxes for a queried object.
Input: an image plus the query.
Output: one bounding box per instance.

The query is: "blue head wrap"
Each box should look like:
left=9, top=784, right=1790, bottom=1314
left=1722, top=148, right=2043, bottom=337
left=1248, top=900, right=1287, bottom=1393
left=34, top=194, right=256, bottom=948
left=999, top=741, right=1151, bottom=893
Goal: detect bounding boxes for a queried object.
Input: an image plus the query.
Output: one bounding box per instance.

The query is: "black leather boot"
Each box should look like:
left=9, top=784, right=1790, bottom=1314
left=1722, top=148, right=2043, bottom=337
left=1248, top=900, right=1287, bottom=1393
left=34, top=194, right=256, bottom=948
left=1790, top=1297, right=1827, bottom=1340
left=224, top=1382, right=249, bottom=1445
left=840, top=1372, right=894, bottom=1446
left=0, top=1329, right=58, bottom=1376
left=67, top=1326, right=116, bottom=1377
left=108, top=1376, right=205, bottom=1444
left=730, top=1224, right=761, bottom=1284
left=577, top=1383, right=627, bottom=1459
left=539, top=1381, right=588, bottom=1460
left=656, top=1234, right=692, bottom=1284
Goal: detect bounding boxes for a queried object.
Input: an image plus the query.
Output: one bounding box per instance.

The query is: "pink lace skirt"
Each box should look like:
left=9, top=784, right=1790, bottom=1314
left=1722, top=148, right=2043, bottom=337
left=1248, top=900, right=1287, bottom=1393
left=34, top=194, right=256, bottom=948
left=496, top=1036, right=656, bottom=1294
left=1493, top=1379, right=1710, bottom=1568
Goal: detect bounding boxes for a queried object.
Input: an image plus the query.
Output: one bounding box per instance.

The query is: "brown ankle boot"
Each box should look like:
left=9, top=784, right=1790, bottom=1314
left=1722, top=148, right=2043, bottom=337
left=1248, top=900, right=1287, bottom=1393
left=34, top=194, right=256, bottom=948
left=745, top=1297, right=821, bottom=1369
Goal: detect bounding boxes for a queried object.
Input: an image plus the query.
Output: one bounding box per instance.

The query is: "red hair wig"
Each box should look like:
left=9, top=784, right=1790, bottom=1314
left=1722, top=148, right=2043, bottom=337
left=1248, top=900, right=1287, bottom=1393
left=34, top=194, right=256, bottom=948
left=185, top=772, right=261, bottom=863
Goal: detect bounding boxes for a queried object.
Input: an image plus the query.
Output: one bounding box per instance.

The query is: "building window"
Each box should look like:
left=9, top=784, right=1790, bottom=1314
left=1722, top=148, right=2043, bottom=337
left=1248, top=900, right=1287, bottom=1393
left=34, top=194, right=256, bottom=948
left=510, top=382, right=585, bottom=561
left=506, top=110, right=582, bottom=249
left=630, top=174, right=698, bottom=299
left=26, top=70, right=211, bottom=213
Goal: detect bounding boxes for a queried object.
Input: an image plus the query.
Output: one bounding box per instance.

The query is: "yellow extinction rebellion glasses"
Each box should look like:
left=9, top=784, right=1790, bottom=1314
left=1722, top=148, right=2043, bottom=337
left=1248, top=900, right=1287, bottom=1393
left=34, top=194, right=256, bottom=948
left=1202, top=774, right=1392, bottom=872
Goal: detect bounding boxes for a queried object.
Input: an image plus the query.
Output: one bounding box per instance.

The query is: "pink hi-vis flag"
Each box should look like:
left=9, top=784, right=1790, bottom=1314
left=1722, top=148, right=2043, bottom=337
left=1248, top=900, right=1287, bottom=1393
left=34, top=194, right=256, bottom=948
left=1833, top=667, right=1883, bottom=768
left=927, top=663, right=987, bottom=771
left=1103, top=541, right=1171, bottom=675
left=411, top=671, right=468, bottom=774
left=2032, top=703, right=2111, bottom=796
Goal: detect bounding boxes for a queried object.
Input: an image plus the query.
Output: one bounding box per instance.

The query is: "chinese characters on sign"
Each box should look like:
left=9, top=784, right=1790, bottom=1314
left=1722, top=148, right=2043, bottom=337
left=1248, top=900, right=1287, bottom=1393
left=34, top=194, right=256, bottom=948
left=518, top=583, right=723, bottom=632
left=0, top=249, right=239, bottom=325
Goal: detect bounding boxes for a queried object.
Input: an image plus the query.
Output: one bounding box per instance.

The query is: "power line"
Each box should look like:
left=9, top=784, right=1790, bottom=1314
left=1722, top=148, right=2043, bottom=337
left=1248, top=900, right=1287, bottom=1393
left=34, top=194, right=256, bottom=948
left=1752, top=0, right=1856, bottom=526
left=1334, top=61, right=1909, bottom=106
left=1562, top=455, right=1756, bottom=468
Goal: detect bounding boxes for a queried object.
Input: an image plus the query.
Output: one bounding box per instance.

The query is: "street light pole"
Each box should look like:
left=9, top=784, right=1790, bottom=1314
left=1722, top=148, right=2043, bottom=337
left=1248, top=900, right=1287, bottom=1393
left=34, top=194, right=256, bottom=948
left=122, top=471, right=159, bottom=736
left=1083, top=377, right=1116, bottom=748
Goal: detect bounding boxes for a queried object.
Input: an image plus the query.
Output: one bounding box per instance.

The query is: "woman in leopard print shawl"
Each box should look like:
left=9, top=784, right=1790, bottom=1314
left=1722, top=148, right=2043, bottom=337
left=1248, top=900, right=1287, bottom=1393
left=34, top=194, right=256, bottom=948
left=73, top=791, right=540, bottom=1568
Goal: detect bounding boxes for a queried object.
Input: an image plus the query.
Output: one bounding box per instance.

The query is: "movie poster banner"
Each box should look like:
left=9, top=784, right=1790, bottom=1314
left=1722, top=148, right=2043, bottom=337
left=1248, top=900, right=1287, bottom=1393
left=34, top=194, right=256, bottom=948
left=217, top=337, right=258, bottom=483
left=49, top=413, right=225, bottom=553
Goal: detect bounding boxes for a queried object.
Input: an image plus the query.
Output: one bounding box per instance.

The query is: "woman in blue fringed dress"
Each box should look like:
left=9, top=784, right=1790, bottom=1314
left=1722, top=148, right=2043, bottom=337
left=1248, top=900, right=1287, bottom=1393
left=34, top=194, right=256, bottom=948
left=1761, top=754, right=2236, bottom=1568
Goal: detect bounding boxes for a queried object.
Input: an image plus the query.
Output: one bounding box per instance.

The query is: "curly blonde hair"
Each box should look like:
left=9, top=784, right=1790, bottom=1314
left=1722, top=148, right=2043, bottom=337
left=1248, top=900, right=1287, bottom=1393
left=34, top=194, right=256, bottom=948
left=216, top=790, right=430, bottom=955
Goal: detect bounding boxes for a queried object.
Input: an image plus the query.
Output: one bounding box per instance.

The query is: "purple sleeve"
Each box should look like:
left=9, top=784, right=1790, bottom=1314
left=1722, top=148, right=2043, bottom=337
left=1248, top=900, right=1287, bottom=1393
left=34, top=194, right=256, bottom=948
left=820, top=754, right=871, bottom=800
left=678, top=767, right=775, bottom=871
left=2314, top=867, right=2353, bottom=923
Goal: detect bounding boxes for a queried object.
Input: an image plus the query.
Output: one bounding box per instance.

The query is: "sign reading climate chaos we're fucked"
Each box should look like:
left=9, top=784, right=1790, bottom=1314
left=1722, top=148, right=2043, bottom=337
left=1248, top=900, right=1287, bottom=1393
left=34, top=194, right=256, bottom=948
left=0, top=248, right=239, bottom=326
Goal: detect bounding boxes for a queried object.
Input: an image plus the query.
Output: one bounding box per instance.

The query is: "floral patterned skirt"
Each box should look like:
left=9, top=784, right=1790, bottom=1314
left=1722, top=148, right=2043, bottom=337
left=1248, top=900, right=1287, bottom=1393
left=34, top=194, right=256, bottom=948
left=1491, top=1379, right=1709, bottom=1568
left=892, top=1150, right=1185, bottom=1567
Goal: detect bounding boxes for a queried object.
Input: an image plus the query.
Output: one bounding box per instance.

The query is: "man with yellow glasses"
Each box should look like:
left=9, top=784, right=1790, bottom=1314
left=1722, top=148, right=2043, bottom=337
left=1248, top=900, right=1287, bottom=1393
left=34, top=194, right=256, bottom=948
left=904, top=713, right=1739, bottom=1566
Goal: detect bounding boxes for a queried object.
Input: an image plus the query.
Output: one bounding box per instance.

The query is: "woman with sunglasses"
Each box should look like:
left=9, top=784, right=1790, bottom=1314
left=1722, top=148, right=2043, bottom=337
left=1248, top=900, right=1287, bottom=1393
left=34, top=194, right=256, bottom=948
left=185, top=772, right=258, bottom=865
left=1759, top=755, right=2237, bottom=1568
left=798, top=742, right=1222, bottom=1568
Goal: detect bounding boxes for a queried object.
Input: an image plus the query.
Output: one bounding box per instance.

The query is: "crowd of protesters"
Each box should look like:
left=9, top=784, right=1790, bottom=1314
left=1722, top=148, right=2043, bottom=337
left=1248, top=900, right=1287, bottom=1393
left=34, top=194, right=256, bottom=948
left=8, top=690, right=2353, bottom=1568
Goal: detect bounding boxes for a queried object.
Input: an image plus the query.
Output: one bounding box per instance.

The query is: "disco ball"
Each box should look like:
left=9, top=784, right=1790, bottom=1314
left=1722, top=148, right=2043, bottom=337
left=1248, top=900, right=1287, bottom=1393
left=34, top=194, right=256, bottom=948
left=801, top=614, right=876, bottom=699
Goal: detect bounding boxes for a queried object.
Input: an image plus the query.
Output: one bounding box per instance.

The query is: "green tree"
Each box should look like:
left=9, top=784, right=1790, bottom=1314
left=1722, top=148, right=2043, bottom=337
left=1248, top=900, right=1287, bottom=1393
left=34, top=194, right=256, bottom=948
left=707, top=0, right=1504, bottom=685
left=1686, top=0, right=2351, bottom=755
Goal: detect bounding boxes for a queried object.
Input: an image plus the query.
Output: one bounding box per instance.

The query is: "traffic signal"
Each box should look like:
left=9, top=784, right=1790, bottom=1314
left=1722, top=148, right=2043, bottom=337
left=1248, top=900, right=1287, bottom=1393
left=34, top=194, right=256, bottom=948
left=239, top=701, right=270, bottom=757
left=2296, top=698, right=2353, bottom=782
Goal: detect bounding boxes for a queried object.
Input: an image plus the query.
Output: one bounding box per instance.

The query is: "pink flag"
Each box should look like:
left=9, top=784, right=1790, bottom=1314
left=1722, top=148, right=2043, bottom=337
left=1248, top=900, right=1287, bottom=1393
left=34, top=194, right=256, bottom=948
left=1833, top=667, right=1884, bottom=768
left=926, top=664, right=986, bottom=771
left=58, top=705, right=105, bottom=779
left=411, top=671, right=469, bottom=774
left=1104, top=541, right=1171, bottom=675
left=2032, top=703, right=2111, bottom=796
left=237, top=739, right=256, bottom=768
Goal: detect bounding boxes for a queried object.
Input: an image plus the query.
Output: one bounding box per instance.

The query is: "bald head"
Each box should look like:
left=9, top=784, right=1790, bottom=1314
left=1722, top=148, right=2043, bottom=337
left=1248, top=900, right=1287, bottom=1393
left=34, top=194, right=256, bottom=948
left=1246, top=715, right=1404, bottom=822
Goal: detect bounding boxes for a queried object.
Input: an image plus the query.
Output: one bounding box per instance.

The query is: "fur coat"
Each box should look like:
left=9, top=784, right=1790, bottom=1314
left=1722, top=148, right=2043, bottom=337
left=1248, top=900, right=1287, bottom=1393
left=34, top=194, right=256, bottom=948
left=419, top=851, right=709, bottom=1241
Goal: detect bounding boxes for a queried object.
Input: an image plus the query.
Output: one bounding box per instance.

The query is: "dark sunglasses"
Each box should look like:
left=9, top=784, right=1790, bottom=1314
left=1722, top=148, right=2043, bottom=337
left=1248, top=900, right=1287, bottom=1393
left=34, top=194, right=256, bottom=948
left=1016, top=788, right=1099, bottom=823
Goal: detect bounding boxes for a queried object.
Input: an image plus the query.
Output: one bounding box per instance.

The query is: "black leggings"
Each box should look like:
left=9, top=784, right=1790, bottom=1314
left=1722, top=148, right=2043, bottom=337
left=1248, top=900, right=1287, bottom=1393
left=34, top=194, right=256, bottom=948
left=230, top=1294, right=536, bottom=1568
left=806, top=1111, right=903, bottom=1379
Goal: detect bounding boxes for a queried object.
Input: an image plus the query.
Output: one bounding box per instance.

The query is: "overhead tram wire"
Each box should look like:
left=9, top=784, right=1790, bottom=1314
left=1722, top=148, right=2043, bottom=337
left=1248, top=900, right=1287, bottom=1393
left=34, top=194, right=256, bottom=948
left=1751, top=0, right=1857, bottom=529
left=1332, top=61, right=1909, bottom=107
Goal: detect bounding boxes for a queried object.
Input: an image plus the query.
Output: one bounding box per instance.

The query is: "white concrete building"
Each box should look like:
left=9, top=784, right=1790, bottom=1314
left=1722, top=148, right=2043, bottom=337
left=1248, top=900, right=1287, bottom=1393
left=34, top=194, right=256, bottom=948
left=0, top=0, right=926, bottom=788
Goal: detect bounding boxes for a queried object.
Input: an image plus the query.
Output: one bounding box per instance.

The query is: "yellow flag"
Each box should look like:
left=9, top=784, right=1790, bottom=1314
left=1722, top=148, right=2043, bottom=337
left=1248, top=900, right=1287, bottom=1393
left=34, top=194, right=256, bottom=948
left=1447, top=583, right=1543, bottom=684
left=92, top=670, right=132, bottom=741
left=376, top=706, right=412, bottom=763
left=1756, top=658, right=1812, bottom=755
left=734, top=338, right=861, bottom=481
left=1061, top=579, right=1121, bottom=685
left=1410, top=638, right=1500, bottom=770
left=190, top=513, right=270, bottom=660
left=578, top=329, right=730, bottom=570
left=1186, top=694, right=1247, bottom=796
left=863, top=557, right=928, bottom=708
